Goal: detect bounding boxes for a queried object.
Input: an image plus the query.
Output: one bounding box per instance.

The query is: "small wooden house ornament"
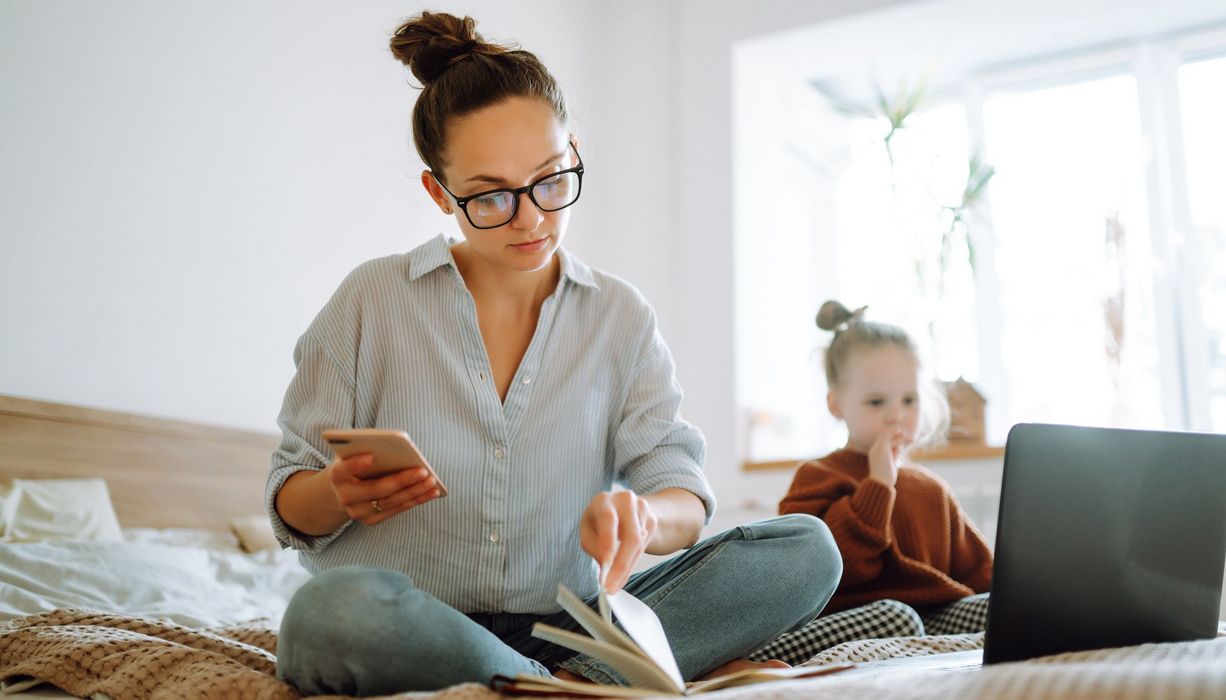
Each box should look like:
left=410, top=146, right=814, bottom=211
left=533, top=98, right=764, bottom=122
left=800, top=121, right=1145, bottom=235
left=944, top=377, right=986, bottom=445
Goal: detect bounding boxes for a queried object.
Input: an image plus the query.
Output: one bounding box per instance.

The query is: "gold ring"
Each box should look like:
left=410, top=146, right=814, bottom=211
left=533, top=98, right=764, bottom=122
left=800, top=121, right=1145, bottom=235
left=371, top=499, right=383, bottom=513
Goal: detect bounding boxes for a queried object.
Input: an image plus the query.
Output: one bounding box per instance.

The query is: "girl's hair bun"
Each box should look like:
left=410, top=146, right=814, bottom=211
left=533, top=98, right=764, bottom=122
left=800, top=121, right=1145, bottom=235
left=389, top=11, right=510, bottom=85
left=816, top=300, right=867, bottom=332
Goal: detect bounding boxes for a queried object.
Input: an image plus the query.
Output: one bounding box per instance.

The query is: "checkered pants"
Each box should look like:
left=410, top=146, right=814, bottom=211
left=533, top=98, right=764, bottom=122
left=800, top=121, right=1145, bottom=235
left=747, top=593, right=990, bottom=666
left=920, top=592, right=990, bottom=636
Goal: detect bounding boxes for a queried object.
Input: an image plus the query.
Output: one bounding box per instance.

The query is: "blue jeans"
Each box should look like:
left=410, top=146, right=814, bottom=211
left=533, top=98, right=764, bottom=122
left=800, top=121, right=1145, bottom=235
left=276, top=514, right=841, bottom=696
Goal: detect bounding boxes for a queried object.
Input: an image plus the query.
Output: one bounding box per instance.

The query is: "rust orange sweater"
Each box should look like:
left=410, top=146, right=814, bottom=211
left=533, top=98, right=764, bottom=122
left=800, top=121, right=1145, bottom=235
left=780, top=448, right=993, bottom=613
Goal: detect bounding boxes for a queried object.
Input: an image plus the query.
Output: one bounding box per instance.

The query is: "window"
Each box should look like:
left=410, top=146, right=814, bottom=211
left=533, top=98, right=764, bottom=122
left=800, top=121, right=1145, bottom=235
left=833, top=102, right=975, bottom=381
left=734, top=22, right=1226, bottom=462
left=982, top=72, right=1164, bottom=431
left=1178, top=55, right=1226, bottom=431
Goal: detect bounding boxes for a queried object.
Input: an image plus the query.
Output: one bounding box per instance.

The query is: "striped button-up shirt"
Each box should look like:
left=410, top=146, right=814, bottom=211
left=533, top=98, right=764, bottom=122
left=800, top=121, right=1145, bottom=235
left=266, top=234, right=714, bottom=614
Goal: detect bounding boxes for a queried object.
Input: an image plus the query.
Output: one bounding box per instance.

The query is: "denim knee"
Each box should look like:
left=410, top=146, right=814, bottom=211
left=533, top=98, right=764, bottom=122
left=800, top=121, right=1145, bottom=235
left=277, top=566, right=423, bottom=695
left=762, top=514, right=843, bottom=591
left=278, top=566, right=549, bottom=695
left=279, top=565, right=413, bottom=647
left=742, top=514, right=843, bottom=625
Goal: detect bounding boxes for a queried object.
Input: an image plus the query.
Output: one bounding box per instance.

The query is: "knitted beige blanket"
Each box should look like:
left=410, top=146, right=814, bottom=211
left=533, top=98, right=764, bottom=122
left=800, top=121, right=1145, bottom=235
left=2, top=609, right=1224, bottom=699
left=0, top=610, right=496, bottom=700
left=0, top=609, right=295, bottom=699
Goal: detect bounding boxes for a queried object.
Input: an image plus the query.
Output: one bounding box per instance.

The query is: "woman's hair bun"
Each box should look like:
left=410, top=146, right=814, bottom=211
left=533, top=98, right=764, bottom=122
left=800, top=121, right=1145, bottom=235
left=389, top=11, right=510, bottom=85
left=816, top=300, right=866, bottom=332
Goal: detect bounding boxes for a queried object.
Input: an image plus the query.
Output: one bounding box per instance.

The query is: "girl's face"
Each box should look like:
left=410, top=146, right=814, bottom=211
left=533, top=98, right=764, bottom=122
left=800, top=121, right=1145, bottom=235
left=422, top=96, right=574, bottom=274
left=828, top=344, right=922, bottom=454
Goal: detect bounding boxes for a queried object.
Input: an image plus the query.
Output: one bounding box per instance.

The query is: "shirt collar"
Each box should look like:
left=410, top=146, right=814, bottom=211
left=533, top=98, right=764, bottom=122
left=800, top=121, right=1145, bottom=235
left=407, top=233, right=600, bottom=290
left=555, top=245, right=599, bottom=290
left=407, top=234, right=456, bottom=281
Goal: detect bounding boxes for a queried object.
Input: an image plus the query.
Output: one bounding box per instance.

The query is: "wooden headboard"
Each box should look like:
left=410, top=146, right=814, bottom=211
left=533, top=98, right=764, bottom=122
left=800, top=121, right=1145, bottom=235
left=0, top=394, right=280, bottom=530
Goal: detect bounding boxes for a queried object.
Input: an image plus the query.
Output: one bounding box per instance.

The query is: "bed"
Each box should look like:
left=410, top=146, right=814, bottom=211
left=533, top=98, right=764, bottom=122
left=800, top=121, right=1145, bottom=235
left=2, top=394, right=1224, bottom=699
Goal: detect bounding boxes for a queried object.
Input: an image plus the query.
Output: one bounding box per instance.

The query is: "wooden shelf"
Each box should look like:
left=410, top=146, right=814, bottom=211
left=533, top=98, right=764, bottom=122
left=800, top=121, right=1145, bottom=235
left=742, top=443, right=1004, bottom=472
left=742, top=458, right=808, bottom=472
left=912, top=443, right=1005, bottom=461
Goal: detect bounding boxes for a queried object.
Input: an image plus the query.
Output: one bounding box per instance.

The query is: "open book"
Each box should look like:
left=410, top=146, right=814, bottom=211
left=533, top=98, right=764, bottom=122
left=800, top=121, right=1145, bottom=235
left=492, top=585, right=853, bottom=697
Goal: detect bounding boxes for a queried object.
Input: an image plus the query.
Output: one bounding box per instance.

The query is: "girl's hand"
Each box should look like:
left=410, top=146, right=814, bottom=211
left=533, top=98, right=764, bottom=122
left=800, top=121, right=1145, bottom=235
left=867, top=429, right=908, bottom=487
left=580, top=490, right=659, bottom=594
left=326, top=454, right=442, bottom=526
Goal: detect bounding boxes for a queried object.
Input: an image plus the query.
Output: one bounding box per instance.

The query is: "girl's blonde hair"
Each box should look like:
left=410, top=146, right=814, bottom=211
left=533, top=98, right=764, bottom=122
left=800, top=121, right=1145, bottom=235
left=817, top=300, right=950, bottom=448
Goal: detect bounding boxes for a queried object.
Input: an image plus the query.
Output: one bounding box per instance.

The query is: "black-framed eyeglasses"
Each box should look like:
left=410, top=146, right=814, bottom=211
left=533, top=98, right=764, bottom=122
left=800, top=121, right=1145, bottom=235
left=433, top=142, right=584, bottom=230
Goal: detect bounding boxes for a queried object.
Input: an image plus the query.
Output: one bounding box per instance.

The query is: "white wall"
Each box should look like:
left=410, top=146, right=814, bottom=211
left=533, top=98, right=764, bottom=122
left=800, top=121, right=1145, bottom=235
left=672, top=0, right=913, bottom=508
left=0, top=0, right=899, bottom=487
left=0, top=0, right=639, bottom=432
left=0, top=0, right=910, bottom=496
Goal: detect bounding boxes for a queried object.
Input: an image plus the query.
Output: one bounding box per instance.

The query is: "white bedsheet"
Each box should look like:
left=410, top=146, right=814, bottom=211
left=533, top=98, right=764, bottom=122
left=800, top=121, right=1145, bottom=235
left=0, top=537, right=310, bottom=628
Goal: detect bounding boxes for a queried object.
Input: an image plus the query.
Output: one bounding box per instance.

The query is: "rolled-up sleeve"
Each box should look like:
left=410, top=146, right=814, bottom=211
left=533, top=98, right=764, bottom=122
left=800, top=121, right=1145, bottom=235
left=613, top=314, right=715, bottom=522
left=265, top=333, right=358, bottom=552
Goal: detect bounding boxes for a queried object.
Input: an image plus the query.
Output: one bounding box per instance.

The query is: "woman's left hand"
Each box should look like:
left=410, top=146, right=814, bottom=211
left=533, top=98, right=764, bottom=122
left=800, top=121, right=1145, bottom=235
left=580, top=490, right=659, bottom=594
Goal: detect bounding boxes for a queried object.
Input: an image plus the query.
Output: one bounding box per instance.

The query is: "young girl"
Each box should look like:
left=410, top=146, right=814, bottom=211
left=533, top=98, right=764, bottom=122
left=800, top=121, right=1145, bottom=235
left=750, top=300, right=992, bottom=666
left=268, top=11, right=841, bottom=695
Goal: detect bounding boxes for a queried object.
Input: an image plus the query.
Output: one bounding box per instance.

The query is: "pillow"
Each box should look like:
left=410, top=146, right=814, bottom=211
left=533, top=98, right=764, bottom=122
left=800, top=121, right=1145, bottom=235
left=229, top=514, right=280, bottom=553
left=0, top=478, right=124, bottom=543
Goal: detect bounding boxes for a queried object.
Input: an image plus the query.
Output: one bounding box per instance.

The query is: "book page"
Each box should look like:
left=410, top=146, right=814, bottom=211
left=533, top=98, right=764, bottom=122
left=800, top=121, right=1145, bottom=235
left=555, top=586, right=643, bottom=658
left=599, top=587, right=612, bottom=625
left=530, top=624, right=681, bottom=692
left=604, top=589, right=685, bottom=691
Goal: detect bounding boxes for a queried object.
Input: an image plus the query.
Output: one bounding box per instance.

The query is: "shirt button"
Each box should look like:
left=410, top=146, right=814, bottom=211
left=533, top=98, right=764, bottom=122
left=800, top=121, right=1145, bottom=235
left=489, top=532, right=499, bottom=543
left=494, top=446, right=505, bottom=459
left=522, top=376, right=532, bottom=384
left=478, top=371, right=487, bottom=382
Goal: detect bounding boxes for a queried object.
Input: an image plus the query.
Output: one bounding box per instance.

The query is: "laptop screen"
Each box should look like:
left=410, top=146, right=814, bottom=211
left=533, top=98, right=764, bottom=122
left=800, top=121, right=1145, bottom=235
left=984, top=423, right=1226, bottom=664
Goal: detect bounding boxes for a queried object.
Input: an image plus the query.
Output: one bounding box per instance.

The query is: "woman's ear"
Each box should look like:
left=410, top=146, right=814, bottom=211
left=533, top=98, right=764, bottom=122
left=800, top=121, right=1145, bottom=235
left=420, top=170, right=453, bottom=214
left=568, top=134, right=582, bottom=165
left=827, top=390, right=844, bottom=420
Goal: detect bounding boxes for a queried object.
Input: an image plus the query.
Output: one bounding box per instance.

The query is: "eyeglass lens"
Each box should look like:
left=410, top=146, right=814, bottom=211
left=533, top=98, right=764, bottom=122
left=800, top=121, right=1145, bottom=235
left=467, top=171, right=581, bottom=228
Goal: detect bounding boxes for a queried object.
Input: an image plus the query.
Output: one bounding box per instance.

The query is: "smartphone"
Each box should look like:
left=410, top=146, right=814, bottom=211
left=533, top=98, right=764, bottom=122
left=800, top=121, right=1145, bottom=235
left=321, top=428, right=448, bottom=497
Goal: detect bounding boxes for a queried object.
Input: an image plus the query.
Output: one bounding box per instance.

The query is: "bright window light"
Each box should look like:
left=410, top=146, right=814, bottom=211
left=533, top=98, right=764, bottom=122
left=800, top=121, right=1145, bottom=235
left=983, top=74, right=1164, bottom=430
left=1179, top=55, right=1226, bottom=431
left=734, top=23, right=1226, bottom=463
left=834, top=103, right=976, bottom=381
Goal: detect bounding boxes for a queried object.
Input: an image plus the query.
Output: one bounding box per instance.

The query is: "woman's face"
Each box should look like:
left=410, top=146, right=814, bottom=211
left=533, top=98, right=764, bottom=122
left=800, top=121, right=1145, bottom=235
left=425, top=97, right=574, bottom=274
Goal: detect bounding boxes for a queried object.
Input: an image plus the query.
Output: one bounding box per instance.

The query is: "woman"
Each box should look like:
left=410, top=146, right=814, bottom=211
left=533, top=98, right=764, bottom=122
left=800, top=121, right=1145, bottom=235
left=267, top=11, right=842, bottom=696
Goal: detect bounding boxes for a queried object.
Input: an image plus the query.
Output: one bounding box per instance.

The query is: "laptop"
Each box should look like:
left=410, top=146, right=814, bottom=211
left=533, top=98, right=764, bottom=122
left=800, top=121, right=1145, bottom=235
left=983, top=423, right=1226, bottom=664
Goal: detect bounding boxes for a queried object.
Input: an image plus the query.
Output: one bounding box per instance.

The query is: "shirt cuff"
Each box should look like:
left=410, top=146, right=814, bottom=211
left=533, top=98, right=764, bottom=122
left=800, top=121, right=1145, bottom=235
left=265, top=465, right=354, bottom=552
left=622, top=450, right=716, bottom=525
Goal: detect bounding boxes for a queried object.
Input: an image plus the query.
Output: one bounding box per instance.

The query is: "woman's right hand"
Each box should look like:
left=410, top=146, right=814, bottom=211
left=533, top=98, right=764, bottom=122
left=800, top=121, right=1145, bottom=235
left=326, top=454, right=442, bottom=525
left=867, top=429, right=906, bottom=487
